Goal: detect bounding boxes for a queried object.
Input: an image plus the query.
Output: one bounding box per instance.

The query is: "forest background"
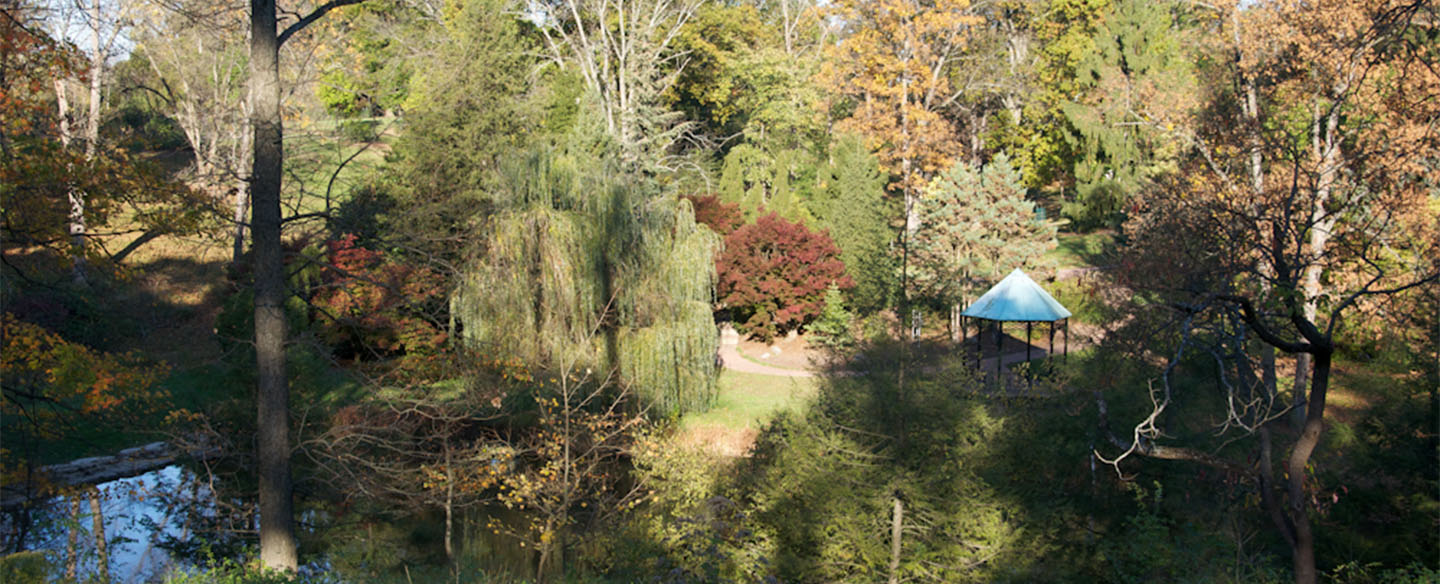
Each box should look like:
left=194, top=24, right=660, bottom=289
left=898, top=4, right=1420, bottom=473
left=1, top=0, right=1437, bottom=583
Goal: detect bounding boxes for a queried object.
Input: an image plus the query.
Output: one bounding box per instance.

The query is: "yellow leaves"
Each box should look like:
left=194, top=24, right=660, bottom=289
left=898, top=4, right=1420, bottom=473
left=1, top=314, right=168, bottom=423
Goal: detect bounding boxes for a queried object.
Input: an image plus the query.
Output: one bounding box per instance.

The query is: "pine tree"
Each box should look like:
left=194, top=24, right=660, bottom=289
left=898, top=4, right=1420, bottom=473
left=811, top=134, right=898, bottom=313
left=808, top=285, right=855, bottom=348
left=911, top=153, right=1058, bottom=337
left=1061, top=0, right=1195, bottom=228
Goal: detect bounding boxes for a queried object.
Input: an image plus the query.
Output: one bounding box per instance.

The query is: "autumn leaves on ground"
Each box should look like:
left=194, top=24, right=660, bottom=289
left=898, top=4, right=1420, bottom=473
left=2, top=0, right=1438, bottom=583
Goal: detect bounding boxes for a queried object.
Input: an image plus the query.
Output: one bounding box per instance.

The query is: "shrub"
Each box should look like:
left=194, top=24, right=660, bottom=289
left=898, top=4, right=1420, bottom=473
left=808, top=285, right=854, bottom=348
left=681, top=194, right=744, bottom=236
left=313, top=234, right=447, bottom=360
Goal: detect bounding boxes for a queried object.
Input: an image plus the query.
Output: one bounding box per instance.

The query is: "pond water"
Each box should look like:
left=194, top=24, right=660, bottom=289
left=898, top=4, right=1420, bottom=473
left=6, top=465, right=539, bottom=582
left=5, top=465, right=204, bottom=582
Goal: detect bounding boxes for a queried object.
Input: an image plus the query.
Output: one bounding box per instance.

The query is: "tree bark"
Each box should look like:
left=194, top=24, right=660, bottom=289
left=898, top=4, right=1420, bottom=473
left=250, top=0, right=297, bottom=571
left=1285, top=348, right=1331, bottom=584
left=233, top=101, right=253, bottom=265
left=950, top=301, right=962, bottom=342
left=1290, top=353, right=1311, bottom=430
left=55, top=76, right=87, bottom=284
left=444, top=437, right=454, bottom=565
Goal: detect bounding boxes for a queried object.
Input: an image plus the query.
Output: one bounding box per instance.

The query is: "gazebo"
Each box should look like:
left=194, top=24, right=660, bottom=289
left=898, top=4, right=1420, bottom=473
left=960, top=268, right=1072, bottom=384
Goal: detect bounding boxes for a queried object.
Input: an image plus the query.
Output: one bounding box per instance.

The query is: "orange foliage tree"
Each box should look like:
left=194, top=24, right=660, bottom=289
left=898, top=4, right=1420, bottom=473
left=1105, top=3, right=1440, bottom=583
left=818, top=0, right=979, bottom=233
left=312, top=234, right=447, bottom=361
left=0, top=314, right=168, bottom=483
left=1, top=4, right=210, bottom=273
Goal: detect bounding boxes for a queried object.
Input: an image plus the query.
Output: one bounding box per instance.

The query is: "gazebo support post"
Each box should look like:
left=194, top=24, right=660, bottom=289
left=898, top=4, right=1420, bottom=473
left=1049, top=321, right=1056, bottom=374
left=1026, top=322, right=1033, bottom=390
left=961, top=315, right=967, bottom=365
left=996, top=322, right=1003, bottom=386
left=974, top=318, right=982, bottom=371
left=1063, top=319, right=1069, bottom=361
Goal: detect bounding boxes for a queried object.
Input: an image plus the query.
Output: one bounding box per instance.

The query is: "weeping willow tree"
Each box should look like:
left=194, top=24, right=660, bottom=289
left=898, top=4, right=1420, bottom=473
left=451, top=147, right=722, bottom=416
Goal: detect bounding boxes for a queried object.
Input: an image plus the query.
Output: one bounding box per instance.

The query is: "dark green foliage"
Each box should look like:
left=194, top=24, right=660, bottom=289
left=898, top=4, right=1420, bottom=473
left=810, top=134, right=899, bottom=313
left=911, top=153, right=1058, bottom=308
left=1062, top=0, right=1195, bottom=229
left=718, top=144, right=814, bottom=224
left=808, top=285, right=854, bottom=348
left=1314, top=367, right=1439, bottom=570
left=0, top=552, right=48, bottom=583
left=730, top=341, right=1062, bottom=582
left=106, top=53, right=190, bottom=151
left=383, top=0, right=539, bottom=259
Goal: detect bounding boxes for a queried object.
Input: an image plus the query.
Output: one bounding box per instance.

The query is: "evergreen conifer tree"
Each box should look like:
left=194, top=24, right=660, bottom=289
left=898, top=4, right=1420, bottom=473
left=1062, top=0, right=1195, bottom=228
left=811, top=135, right=898, bottom=313
left=911, top=154, right=1058, bottom=338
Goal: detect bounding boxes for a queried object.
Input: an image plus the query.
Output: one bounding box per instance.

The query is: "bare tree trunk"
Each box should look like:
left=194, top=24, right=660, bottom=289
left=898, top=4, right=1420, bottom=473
left=72, top=0, right=108, bottom=284
left=950, top=301, right=962, bottom=342
left=250, top=0, right=297, bottom=571
left=90, top=489, right=108, bottom=582
left=888, top=496, right=903, bottom=584
left=233, top=103, right=253, bottom=265
left=444, top=437, right=455, bottom=565
left=1290, top=353, right=1311, bottom=430
left=232, top=185, right=250, bottom=264
left=55, top=75, right=87, bottom=285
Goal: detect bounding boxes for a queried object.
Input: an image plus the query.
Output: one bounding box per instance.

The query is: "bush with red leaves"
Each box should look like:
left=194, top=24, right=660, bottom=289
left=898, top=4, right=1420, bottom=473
left=682, top=194, right=745, bottom=236
left=716, top=213, right=854, bottom=341
left=315, top=234, right=447, bottom=359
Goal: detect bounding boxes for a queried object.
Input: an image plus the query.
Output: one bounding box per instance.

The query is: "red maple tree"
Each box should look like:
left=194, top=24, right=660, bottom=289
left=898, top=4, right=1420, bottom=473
left=716, top=213, right=853, bottom=340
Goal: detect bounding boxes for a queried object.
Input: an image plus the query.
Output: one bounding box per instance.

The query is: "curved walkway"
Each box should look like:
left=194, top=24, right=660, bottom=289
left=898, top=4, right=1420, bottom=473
left=718, top=343, right=815, bottom=377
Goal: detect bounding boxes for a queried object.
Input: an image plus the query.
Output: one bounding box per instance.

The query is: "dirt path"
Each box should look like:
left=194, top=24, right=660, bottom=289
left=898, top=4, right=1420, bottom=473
left=718, top=328, right=1102, bottom=383
left=718, top=342, right=815, bottom=377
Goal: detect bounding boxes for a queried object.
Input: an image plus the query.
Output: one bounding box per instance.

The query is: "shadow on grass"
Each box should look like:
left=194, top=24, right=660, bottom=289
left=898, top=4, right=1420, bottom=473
left=643, top=335, right=1299, bottom=583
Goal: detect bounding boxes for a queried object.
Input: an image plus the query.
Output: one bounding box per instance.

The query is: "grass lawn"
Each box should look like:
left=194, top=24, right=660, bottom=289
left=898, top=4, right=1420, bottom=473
left=283, top=116, right=397, bottom=216
left=1049, top=230, right=1117, bottom=269
left=682, top=370, right=817, bottom=431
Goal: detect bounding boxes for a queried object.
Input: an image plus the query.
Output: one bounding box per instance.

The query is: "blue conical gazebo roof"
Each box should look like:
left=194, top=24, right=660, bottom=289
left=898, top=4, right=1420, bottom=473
left=961, top=268, right=1071, bottom=322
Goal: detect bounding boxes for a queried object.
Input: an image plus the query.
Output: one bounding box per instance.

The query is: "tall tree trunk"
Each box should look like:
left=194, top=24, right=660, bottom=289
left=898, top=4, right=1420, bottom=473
left=950, top=301, right=962, bottom=342
left=1286, top=348, right=1331, bottom=584
left=90, top=489, right=108, bottom=582
left=72, top=0, right=108, bottom=284
left=250, top=0, right=297, bottom=571
left=233, top=105, right=253, bottom=265
left=1293, top=107, right=1341, bottom=431
left=1290, top=353, right=1311, bottom=429
left=444, top=437, right=455, bottom=565
left=55, top=77, right=86, bottom=285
